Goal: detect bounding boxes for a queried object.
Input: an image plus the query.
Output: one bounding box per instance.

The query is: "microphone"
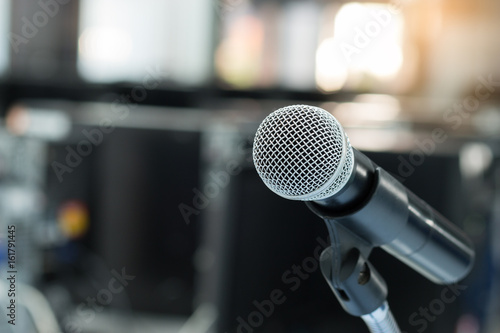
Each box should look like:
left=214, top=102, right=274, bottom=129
left=253, top=105, right=474, bottom=284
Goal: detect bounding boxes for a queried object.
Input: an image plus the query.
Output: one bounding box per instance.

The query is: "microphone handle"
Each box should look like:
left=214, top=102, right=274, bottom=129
left=307, top=152, right=474, bottom=284
left=382, top=187, right=475, bottom=284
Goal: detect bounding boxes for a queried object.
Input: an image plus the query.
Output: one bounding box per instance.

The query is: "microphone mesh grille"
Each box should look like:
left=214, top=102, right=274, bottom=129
left=253, top=105, right=354, bottom=201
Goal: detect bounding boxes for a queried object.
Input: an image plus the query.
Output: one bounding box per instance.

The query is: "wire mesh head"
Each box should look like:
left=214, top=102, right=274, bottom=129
left=253, top=105, right=354, bottom=201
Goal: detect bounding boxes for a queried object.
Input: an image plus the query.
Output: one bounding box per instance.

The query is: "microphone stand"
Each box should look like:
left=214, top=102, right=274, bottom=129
left=307, top=203, right=401, bottom=333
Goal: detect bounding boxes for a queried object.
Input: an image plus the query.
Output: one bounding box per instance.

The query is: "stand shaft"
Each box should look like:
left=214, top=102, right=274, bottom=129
left=361, top=302, right=401, bottom=333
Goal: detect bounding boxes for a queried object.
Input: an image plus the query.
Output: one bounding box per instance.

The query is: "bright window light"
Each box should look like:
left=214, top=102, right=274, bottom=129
left=316, top=2, right=405, bottom=92
left=316, top=38, right=348, bottom=92
left=215, top=14, right=265, bottom=89
left=0, top=0, right=11, bottom=76
left=78, top=0, right=213, bottom=85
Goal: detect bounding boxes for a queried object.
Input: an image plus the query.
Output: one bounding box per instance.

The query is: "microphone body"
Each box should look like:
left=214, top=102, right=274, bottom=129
left=253, top=105, right=474, bottom=284
left=307, top=149, right=473, bottom=284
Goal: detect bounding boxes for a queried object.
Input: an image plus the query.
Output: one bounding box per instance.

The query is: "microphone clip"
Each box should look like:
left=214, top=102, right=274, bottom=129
left=317, top=219, right=388, bottom=317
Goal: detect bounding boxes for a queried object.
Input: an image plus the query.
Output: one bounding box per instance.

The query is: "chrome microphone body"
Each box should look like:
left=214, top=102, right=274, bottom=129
left=253, top=105, right=474, bottom=284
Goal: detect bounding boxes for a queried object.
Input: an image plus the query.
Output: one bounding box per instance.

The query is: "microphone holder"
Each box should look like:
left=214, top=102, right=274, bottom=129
left=307, top=202, right=401, bottom=333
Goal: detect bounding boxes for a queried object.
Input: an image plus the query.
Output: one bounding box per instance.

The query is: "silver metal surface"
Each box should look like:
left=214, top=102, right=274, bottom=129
left=253, top=105, right=354, bottom=201
left=361, top=302, right=401, bottom=333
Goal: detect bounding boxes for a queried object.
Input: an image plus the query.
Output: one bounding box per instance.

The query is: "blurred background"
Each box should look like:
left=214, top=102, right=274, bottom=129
left=0, top=0, right=499, bottom=332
